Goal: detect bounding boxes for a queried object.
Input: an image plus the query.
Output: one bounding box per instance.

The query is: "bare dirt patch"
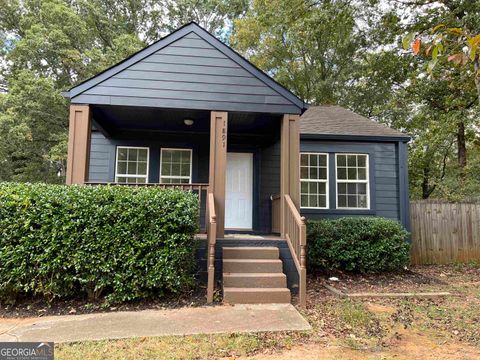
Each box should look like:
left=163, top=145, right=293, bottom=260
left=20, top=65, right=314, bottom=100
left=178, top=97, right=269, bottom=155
left=0, top=285, right=208, bottom=319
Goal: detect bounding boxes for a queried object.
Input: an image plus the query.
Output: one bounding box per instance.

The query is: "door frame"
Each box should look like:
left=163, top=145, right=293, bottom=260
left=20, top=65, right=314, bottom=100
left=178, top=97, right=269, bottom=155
left=225, top=146, right=261, bottom=233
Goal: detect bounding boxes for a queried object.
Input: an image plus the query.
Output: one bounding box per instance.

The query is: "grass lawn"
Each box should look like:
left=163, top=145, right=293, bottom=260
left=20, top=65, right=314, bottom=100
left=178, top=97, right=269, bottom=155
left=55, top=263, right=480, bottom=359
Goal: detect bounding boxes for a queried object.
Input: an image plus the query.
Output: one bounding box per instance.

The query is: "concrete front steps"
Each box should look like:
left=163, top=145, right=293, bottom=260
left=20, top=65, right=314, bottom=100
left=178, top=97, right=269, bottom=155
left=223, top=246, right=291, bottom=304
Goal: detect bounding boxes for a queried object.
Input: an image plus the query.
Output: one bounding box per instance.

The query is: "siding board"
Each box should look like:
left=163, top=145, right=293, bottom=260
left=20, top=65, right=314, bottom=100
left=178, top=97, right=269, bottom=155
left=73, top=31, right=299, bottom=114
left=300, top=140, right=403, bottom=224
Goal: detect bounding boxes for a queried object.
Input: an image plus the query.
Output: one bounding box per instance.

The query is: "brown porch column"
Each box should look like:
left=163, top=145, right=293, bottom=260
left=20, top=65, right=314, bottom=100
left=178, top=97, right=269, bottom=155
left=208, top=111, right=228, bottom=238
left=66, top=104, right=92, bottom=184
left=280, top=114, right=300, bottom=235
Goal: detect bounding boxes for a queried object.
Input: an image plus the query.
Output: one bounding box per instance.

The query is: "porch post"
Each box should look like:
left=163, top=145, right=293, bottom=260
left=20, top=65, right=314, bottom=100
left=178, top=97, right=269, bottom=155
left=209, top=111, right=228, bottom=238
left=66, top=104, right=92, bottom=185
left=280, top=114, right=300, bottom=235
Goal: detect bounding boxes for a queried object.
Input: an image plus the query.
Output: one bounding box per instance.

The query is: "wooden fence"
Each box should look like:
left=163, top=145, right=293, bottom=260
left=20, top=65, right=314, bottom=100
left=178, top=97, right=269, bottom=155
left=410, top=201, right=480, bottom=264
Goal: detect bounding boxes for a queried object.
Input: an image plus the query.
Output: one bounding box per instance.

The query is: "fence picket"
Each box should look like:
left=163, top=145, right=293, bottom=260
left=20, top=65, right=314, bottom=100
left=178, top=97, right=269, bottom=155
left=410, top=201, right=480, bottom=264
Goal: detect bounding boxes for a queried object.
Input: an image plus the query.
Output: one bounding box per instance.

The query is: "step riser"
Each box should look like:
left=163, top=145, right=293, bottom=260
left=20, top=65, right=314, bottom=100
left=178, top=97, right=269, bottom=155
left=223, top=247, right=279, bottom=260
left=223, top=261, right=283, bottom=273
left=224, top=289, right=291, bottom=304
left=223, top=275, right=286, bottom=288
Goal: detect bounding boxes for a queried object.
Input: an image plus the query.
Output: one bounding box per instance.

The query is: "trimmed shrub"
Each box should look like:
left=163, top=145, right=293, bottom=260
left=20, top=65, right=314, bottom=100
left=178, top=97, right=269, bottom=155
left=0, top=183, right=199, bottom=303
left=307, top=217, right=410, bottom=273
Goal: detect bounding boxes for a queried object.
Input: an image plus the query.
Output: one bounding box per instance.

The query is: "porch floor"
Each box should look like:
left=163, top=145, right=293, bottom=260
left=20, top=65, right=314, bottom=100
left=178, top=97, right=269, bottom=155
left=194, top=234, right=283, bottom=241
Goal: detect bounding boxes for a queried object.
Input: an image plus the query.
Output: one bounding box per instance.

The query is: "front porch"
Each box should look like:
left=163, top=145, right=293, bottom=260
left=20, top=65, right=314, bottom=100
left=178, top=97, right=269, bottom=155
left=66, top=104, right=306, bottom=306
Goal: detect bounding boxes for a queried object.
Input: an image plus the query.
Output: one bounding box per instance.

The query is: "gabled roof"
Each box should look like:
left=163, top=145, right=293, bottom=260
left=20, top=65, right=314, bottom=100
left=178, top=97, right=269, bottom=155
left=300, top=106, right=410, bottom=141
left=64, top=22, right=305, bottom=112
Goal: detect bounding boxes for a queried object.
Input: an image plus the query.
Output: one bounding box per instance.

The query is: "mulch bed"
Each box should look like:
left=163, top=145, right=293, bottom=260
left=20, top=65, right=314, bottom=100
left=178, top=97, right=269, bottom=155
left=307, top=264, right=480, bottom=295
left=0, top=285, right=207, bottom=319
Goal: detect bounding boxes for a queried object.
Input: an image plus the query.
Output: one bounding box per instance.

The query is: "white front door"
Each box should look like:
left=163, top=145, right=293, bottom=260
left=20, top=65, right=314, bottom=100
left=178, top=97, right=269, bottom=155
left=225, top=152, right=253, bottom=229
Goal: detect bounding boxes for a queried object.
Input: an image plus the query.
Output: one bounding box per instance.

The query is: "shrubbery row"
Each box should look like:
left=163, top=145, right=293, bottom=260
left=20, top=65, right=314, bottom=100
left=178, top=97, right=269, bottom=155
left=0, top=183, right=199, bottom=303
left=307, top=217, right=410, bottom=273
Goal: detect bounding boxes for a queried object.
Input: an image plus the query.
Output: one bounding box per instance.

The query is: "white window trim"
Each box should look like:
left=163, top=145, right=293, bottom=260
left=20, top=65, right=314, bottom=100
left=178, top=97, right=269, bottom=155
left=115, top=146, right=150, bottom=183
left=300, top=152, right=329, bottom=209
left=335, top=153, right=370, bottom=210
left=159, top=148, right=193, bottom=184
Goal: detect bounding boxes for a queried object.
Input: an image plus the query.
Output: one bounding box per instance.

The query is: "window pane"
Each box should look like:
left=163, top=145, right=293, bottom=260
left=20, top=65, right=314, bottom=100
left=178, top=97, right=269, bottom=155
left=309, top=167, right=318, bottom=179
left=117, top=161, right=127, bottom=174
left=300, top=167, right=308, bottom=179
left=301, top=195, right=308, bottom=207
left=161, top=150, right=191, bottom=183
left=310, top=155, right=318, bottom=166
left=117, top=177, right=126, bottom=183
left=127, top=149, right=137, bottom=161
left=118, top=149, right=128, bottom=161
left=127, top=162, right=137, bottom=175
left=172, top=163, right=181, bottom=176
left=338, top=183, right=347, bottom=194
left=358, top=183, right=367, bottom=194
left=309, top=195, right=318, bottom=208
left=348, top=195, right=357, bottom=208
left=318, top=182, right=326, bottom=195
left=309, top=182, right=317, bottom=193
left=347, top=155, right=356, bottom=167
left=181, top=163, right=190, bottom=176
left=338, top=194, right=347, bottom=207
left=301, top=181, right=308, bottom=193
left=347, top=183, right=356, bottom=194
left=138, top=149, right=148, bottom=162
left=358, top=195, right=368, bottom=208
left=358, top=155, right=366, bottom=167
left=172, top=151, right=181, bottom=163
left=319, top=168, right=327, bottom=180
left=137, top=162, right=147, bottom=175
left=300, top=154, right=308, bottom=166
left=338, top=168, right=347, bottom=180
left=337, top=155, right=346, bottom=166
left=319, top=155, right=327, bottom=167
left=347, top=168, right=357, bottom=180
left=319, top=195, right=327, bottom=208
left=358, top=168, right=367, bottom=180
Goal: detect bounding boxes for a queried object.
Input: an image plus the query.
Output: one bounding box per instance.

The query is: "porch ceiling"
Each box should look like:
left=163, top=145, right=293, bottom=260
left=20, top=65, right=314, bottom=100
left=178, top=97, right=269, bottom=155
left=92, top=105, right=282, bottom=136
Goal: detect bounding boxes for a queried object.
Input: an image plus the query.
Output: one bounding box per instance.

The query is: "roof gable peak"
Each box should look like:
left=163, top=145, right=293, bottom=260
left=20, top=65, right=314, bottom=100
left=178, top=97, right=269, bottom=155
left=66, top=22, right=304, bottom=111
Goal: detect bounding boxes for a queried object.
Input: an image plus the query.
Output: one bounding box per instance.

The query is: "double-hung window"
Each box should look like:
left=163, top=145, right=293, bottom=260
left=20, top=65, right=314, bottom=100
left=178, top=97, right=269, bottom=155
left=300, top=153, right=328, bottom=209
left=336, top=154, right=369, bottom=209
left=115, top=146, right=149, bottom=184
left=160, top=148, right=192, bottom=184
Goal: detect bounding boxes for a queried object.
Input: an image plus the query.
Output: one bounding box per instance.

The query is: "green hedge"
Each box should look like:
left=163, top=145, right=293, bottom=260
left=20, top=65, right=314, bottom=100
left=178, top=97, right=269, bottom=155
left=307, top=217, right=410, bottom=273
left=0, top=183, right=199, bottom=303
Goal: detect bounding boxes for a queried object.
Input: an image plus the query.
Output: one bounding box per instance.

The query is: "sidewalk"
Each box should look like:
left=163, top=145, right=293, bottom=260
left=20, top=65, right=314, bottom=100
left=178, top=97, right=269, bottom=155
left=0, top=304, right=311, bottom=343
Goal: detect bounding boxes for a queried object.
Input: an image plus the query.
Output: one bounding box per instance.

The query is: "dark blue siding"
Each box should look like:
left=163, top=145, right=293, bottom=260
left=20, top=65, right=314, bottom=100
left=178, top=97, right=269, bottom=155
left=300, top=140, right=407, bottom=228
left=72, top=32, right=299, bottom=114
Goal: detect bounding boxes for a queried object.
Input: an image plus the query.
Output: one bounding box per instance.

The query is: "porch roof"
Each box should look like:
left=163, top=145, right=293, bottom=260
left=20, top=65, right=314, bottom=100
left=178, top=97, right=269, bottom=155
left=64, top=22, right=306, bottom=115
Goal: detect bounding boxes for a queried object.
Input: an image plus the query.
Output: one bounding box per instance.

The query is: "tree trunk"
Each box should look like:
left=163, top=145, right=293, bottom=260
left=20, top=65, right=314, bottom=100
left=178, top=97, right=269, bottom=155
left=457, top=121, right=467, bottom=169
left=422, top=163, right=434, bottom=199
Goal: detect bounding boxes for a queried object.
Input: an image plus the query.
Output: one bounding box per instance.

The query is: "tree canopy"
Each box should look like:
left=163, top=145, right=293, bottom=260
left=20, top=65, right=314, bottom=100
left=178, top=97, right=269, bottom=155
left=0, top=0, right=479, bottom=199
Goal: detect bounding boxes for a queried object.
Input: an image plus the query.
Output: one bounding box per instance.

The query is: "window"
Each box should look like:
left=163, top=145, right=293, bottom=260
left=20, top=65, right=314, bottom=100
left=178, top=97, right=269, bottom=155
left=300, top=153, right=328, bottom=209
left=336, top=154, right=369, bottom=209
left=160, top=148, right=192, bottom=184
left=115, top=147, right=149, bottom=184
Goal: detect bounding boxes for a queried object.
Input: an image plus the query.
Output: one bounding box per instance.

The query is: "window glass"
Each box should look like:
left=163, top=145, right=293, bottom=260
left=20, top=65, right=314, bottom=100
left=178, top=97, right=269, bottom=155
left=115, top=147, right=149, bottom=184
left=336, top=154, right=369, bottom=209
left=160, top=149, right=192, bottom=184
left=300, top=153, right=328, bottom=209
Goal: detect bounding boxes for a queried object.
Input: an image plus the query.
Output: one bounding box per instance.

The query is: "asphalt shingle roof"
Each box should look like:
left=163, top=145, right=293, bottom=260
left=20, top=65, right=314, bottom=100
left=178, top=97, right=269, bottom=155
left=300, top=105, right=409, bottom=139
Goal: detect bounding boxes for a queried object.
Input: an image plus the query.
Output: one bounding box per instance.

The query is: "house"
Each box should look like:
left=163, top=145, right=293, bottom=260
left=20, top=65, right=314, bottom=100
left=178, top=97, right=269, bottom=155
left=63, top=22, right=410, bottom=307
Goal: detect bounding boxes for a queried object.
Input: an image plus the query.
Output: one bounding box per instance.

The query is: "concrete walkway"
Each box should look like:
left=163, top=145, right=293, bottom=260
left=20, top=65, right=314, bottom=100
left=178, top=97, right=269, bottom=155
left=0, top=304, right=311, bottom=343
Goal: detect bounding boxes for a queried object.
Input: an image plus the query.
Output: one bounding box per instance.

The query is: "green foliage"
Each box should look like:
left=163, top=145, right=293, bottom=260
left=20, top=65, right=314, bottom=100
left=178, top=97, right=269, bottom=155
left=0, top=0, right=243, bottom=183
left=0, top=183, right=199, bottom=303
left=307, top=217, right=410, bottom=273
